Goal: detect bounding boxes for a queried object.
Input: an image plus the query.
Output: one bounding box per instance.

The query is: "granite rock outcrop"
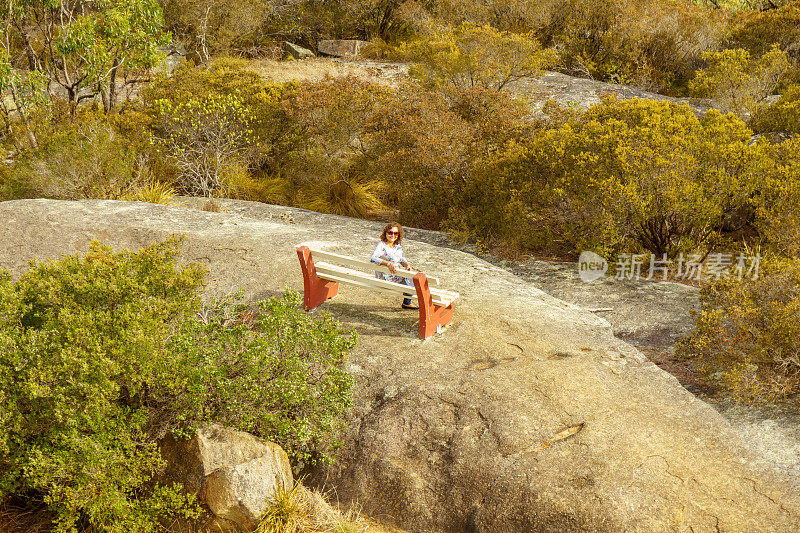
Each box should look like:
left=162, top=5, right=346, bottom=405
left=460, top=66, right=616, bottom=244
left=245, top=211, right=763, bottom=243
left=1, top=198, right=798, bottom=532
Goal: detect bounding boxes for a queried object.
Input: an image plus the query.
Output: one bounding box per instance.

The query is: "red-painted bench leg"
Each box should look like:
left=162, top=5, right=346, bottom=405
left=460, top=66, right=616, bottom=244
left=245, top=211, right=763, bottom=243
left=413, top=273, right=454, bottom=339
left=297, top=246, right=338, bottom=311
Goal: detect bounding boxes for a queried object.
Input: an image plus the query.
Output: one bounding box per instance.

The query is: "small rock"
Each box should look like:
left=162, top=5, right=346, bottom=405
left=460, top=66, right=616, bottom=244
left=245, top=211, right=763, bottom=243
left=159, top=424, right=293, bottom=531
left=382, top=384, right=399, bottom=400
left=159, top=424, right=275, bottom=494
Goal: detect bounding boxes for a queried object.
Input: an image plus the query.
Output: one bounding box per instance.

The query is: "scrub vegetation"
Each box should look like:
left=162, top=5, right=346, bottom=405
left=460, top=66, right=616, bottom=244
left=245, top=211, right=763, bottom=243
left=0, top=239, right=355, bottom=532
left=2, top=0, right=800, bottom=527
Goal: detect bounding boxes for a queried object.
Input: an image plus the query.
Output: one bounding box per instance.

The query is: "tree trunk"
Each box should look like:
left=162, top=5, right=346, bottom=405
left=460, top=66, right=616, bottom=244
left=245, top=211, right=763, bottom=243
left=108, top=57, right=119, bottom=112
left=100, top=83, right=110, bottom=113
left=8, top=85, right=39, bottom=150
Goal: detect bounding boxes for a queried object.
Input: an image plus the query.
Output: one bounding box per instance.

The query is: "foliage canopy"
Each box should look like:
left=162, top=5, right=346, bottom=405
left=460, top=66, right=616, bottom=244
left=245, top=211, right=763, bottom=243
left=0, top=237, right=355, bottom=532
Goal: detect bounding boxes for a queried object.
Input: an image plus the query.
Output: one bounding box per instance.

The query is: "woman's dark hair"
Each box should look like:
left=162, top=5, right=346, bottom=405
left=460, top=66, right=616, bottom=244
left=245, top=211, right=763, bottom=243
left=380, top=222, right=404, bottom=245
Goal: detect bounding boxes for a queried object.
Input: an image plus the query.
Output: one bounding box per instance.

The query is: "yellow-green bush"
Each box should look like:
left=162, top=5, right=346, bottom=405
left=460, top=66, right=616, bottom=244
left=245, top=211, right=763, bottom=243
left=678, top=256, right=800, bottom=406
left=748, top=83, right=800, bottom=134
left=142, top=57, right=294, bottom=197
left=753, top=138, right=800, bottom=256
left=444, top=0, right=728, bottom=92
left=404, top=22, right=557, bottom=91
left=689, top=45, right=791, bottom=118
left=444, top=97, right=766, bottom=257
left=155, top=94, right=253, bottom=197
left=728, top=1, right=800, bottom=62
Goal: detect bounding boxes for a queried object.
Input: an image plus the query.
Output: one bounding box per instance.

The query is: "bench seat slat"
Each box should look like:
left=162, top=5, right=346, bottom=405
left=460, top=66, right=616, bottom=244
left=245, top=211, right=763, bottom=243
left=315, top=270, right=453, bottom=307
left=315, top=262, right=454, bottom=306
left=315, top=263, right=454, bottom=306
left=307, top=248, right=440, bottom=286
left=316, top=261, right=459, bottom=301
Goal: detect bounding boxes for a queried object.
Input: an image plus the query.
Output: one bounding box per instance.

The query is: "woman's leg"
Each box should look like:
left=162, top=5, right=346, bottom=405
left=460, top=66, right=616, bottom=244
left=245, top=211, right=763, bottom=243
left=401, top=277, right=416, bottom=308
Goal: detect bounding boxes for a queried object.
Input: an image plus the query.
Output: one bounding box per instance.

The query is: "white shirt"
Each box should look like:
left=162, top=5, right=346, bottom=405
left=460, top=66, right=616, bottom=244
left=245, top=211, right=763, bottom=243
left=371, top=241, right=408, bottom=283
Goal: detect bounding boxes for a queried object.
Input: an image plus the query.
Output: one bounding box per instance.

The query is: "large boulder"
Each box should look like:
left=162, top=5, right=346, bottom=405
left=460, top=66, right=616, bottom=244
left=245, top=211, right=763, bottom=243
left=204, top=453, right=293, bottom=530
left=159, top=424, right=292, bottom=532
left=283, top=42, right=314, bottom=60
left=1, top=198, right=799, bottom=532
left=515, top=71, right=716, bottom=117
left=317, top=39, right=369, bottom=58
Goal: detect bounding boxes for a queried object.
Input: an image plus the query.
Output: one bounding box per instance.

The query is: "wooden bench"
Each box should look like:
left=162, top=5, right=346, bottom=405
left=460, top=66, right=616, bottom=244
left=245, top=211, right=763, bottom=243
left=296, top=245, right=459, bottom=339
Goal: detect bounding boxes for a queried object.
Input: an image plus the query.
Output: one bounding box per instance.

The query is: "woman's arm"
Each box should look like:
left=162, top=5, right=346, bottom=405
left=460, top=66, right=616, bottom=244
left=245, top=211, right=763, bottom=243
left=371, top=242, right=395, bottom=270
left=398, top=245, right=412, bottom=270
left=370, top=242, right=386, bottom=265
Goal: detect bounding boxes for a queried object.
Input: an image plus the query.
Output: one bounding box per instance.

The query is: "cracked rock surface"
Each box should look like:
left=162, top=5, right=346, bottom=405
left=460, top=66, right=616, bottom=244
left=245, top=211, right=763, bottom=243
left=1, top=198, right=799, bottom=532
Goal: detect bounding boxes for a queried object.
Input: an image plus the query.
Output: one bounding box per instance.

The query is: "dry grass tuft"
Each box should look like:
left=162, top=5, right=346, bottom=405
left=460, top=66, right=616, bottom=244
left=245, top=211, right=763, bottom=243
left=123, top=181, right=177, bottom=205
left=202, top=198, right=224, bottom=212
left=256, top=481, right=400, bottom=533
left=0, top=484, right=407, bottom=533
left=0, top=497, right=55, bottom=533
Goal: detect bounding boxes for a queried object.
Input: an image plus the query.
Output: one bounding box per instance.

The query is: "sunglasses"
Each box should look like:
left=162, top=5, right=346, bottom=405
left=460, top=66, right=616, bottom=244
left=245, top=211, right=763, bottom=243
left=386, top=231, right=399, bottom=235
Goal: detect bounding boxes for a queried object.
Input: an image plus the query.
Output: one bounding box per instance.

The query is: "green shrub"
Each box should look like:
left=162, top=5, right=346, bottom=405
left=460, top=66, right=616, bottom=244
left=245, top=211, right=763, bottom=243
left=677, top=256, right=800, bottom=407
left=0, top=237, right=355, bottom=532
left=173, top=289, right=356, bottom=468
left=7, top=111, right=149, bottom=200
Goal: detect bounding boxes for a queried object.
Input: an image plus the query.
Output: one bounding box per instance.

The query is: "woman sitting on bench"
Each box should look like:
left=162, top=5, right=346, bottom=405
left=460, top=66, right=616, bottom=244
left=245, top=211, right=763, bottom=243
left=371, top=222, right=418, bottom=310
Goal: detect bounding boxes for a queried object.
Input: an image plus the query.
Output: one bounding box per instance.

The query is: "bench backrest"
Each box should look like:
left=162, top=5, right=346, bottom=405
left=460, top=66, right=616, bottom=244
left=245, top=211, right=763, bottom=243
left=306, top=248, right=440, bottom=285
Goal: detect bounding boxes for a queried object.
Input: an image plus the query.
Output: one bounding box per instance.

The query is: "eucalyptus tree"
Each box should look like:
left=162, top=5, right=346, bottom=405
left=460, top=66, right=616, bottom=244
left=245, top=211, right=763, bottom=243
left=1, top=0, right=169, bottom=113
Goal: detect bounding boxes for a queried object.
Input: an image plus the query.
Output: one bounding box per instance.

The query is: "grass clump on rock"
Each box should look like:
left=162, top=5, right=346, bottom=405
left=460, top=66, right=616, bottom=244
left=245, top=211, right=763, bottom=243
left=0, top=237, right=355, bottom=532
